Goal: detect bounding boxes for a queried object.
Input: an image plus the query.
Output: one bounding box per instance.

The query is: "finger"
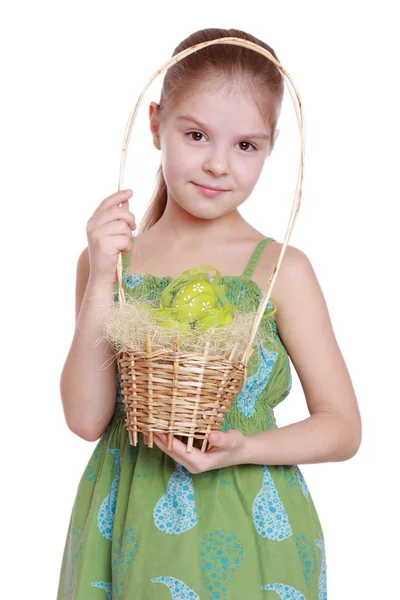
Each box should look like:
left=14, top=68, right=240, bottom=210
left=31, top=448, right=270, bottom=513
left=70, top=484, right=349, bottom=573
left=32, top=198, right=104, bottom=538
left=87, top=232, right=132, bottom=256
left=153, top=434, right=175, bottom=457
left=94, top=205, right=136, bottom=233
left=208, top=431, right=225, bottom=446
left=154, top=433, right=187, bottom=453
left=99, top=218, right=135, bottom=238
left=94, top=189, right=133, bottom=216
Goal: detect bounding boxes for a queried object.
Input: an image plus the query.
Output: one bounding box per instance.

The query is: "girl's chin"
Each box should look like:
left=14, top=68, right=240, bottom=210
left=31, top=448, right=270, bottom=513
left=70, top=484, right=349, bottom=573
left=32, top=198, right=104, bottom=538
left=185, top=207, right=219, bottom=219
left=168, top=191, right=235, bottom=219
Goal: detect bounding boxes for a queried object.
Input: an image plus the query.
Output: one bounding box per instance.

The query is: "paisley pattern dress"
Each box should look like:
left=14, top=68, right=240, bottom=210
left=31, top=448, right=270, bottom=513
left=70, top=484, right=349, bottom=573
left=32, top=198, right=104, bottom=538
left=57, top=237, right=327, bottom=600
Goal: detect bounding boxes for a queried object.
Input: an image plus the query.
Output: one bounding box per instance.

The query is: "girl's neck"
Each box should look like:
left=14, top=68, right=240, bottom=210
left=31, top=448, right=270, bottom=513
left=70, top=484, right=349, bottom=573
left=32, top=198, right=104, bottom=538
left=149, top=197, right=249, bottom=246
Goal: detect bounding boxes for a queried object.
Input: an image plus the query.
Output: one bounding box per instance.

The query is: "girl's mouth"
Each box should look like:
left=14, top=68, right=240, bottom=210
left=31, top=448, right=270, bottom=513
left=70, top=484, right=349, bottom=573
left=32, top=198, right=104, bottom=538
left=192, top=182, right=228, bottom=198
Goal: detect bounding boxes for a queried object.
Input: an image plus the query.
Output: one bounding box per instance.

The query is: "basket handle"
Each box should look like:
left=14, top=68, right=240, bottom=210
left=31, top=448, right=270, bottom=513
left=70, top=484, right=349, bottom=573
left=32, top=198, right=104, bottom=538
left=115, top=37, right=305, bottom=365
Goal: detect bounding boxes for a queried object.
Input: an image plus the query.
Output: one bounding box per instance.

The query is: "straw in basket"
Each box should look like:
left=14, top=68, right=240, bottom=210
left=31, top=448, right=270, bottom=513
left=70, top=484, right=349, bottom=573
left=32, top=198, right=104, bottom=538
left=110, top=37, right=305, bottom=453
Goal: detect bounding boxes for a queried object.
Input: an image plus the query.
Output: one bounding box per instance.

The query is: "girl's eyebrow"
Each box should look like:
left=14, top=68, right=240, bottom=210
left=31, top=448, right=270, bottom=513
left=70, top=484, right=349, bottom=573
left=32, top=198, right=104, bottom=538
left=176, top=114, right=271, bottom=140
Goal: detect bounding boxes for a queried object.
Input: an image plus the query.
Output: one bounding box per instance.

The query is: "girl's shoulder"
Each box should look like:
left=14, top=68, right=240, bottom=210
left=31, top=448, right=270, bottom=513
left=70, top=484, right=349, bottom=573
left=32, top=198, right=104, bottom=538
left=255, top=240, right=326, bottom=341
left=255, top=241, right=314, bottom=301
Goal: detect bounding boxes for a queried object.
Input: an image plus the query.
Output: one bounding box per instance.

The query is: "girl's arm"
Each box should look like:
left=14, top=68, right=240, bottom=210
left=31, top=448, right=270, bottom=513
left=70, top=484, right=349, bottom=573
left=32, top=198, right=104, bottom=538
left=152, top=245, right=362, bottom=473
left=59, top=246, right=117, bottom=441
left=244, top=245, right=362, bottom=465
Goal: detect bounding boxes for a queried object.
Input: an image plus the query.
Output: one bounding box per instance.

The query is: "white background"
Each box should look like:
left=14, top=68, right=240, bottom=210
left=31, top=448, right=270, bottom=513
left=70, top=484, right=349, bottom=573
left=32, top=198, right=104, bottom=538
left=2, top=1, right=399, bottom=598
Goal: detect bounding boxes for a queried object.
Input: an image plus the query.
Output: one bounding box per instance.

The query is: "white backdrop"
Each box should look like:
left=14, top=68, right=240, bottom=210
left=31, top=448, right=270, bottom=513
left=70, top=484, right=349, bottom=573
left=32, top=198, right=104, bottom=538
left=2, top=1, right=399, bottom=598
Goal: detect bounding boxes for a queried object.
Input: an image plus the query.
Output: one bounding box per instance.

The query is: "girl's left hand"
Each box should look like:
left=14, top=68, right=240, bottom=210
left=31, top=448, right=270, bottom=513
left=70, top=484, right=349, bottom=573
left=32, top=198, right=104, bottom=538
left=151, top=430, right=248, bottom=473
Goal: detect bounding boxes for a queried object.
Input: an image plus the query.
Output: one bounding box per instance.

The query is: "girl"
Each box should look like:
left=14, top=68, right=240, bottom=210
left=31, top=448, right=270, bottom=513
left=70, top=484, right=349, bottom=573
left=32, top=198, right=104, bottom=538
left=58, top=27, right=362, bottom=600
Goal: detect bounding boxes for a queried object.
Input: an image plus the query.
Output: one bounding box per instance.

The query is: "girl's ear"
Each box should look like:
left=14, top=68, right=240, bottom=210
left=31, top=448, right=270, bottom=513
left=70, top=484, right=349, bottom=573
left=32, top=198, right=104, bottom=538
left=149, top=101, right=161, bottom=150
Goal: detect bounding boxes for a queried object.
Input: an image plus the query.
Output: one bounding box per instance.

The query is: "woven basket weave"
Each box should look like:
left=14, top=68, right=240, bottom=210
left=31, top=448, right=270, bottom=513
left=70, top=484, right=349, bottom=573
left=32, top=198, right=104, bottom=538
left=114, top=37, right=305, bottom=452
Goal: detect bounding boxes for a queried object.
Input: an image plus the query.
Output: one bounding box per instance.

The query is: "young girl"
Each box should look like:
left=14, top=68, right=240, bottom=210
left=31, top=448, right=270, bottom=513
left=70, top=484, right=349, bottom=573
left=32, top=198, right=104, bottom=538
left=58, top=27, right=362, bottom=600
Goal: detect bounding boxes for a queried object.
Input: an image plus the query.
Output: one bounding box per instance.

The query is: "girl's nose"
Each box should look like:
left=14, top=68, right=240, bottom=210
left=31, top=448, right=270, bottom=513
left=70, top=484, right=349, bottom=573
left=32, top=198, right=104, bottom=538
left=203, top=151, right=231, bottom=176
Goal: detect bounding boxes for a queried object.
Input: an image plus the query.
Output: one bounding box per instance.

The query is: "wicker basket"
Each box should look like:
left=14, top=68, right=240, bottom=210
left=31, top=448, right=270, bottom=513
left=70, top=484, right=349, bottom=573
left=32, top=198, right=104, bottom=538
left=114, top=37, right=305, bottom=452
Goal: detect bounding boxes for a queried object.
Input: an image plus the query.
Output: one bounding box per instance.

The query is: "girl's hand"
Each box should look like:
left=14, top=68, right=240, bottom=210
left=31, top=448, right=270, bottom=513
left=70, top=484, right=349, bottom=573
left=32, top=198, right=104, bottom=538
left=86, top=189, right=136, bottom=286
left=151, top=430, right=249, bottom=473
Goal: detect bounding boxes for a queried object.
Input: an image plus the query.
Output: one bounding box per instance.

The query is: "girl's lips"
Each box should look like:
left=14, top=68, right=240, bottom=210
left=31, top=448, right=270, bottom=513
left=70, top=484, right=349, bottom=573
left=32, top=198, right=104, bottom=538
left=192, top=182, right=228, bottom=197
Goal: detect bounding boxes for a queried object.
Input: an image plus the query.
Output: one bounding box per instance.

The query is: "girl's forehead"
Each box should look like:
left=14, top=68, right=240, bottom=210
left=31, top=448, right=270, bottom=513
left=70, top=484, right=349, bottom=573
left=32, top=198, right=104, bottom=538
left=175, top=78, right=260, bottom=106
left=170, top=90, right=272, bottom=134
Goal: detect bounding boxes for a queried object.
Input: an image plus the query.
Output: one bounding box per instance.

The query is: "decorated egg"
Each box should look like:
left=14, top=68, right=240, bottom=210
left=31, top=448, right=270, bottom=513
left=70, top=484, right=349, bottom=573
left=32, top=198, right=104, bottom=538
left=173, top=280, right=216, bottom=308
left=143, top=266, right=237, bottom=334
left=172, top=277, right=218, bottom=323
left=175, top=292, right=217, bottom=323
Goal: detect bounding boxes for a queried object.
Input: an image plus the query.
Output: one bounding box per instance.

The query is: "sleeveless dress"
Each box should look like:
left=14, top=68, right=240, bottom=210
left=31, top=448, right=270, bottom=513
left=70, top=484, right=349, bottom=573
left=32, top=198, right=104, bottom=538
left=57, top=237, right=327, bottom=600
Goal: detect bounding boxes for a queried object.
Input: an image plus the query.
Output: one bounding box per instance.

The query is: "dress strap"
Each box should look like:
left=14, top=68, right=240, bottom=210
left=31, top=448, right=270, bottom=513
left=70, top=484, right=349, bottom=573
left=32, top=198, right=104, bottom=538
left=122, top=235, right=136, bottom=273
left=242, top=237, right=275, bottom=277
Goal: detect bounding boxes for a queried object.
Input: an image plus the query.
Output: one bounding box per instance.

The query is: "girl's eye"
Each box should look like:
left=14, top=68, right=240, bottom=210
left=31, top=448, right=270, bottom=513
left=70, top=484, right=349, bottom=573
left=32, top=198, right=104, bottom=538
left=188, top=131, right=205, bottom=143
left=186, top=131, right=256, bottom=152
left=237, top=141, right=256, bottom=152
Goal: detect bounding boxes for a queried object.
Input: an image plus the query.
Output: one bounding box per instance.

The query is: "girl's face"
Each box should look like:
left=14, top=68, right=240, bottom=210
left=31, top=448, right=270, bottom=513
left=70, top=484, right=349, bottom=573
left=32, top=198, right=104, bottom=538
left=149, top=79, right=278, bottom=221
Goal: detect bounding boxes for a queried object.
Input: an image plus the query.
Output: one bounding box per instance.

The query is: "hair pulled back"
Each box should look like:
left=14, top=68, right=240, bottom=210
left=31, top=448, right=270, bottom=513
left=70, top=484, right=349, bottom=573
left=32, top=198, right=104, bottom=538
left=139, top=28, right=284, bottom=233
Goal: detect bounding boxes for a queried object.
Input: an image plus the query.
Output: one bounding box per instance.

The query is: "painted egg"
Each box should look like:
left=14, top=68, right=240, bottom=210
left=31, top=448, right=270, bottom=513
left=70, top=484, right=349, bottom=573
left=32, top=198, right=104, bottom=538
left=173, top=280, right=216, bottom=309
left=174, top=292, right=217, bottom=323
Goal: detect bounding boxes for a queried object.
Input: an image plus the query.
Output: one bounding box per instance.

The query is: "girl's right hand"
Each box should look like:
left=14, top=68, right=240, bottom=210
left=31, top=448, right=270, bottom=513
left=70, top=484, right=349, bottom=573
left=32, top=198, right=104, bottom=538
left=86, top=189, right=136, bottom=286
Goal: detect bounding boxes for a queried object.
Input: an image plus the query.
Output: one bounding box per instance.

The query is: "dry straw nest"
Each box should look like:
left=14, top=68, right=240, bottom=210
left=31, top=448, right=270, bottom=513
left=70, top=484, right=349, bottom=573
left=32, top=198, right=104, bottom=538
left=104, top=37, right=305, bottom=452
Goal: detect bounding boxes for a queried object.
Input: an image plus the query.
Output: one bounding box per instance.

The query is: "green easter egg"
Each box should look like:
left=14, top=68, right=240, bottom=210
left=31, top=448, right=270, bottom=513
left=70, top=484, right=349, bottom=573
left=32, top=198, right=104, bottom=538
left=174, top=303, right=200, bottom=323
left=189, top=292, right=217, bottom=313
left=173, top=280, right=216, bottom=308
left=174, top=292, right=217, bottom=322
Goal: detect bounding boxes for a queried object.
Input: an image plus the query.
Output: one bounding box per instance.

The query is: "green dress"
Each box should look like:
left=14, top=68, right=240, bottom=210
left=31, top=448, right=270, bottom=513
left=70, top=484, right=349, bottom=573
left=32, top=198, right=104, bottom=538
left=57, top=237, right=327, bottom=600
